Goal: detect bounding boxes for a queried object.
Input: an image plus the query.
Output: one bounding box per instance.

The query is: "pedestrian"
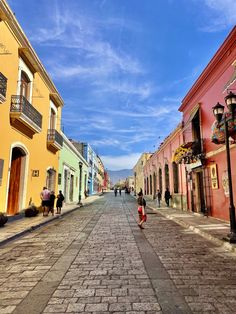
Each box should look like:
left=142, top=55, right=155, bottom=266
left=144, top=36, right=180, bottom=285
left=164, top=187, right=171, bottom=207
left=137, top=192, right=147, bottom=229
left=114, top=188, right=117, bottom=197
left=156, top=189, right=161, bottom=208
left=40, top=186, right=51, bottom=216
left=139, top=188, right=143, bottom=196
left=49, top=191, right=56, bottom=216
left=56, top=190, right=64, bottom=214
left=119, top=187, right=122, bottom=196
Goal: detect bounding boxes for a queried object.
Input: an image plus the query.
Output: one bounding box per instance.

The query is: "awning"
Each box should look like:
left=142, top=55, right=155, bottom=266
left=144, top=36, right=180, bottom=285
left=182, top=104, right=200, bottom=131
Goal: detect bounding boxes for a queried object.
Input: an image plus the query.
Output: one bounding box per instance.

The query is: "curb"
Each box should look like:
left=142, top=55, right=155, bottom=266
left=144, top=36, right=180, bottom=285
left=0, top=205, right=81, bottom=247
left=148, top=205, right=236, bottom=253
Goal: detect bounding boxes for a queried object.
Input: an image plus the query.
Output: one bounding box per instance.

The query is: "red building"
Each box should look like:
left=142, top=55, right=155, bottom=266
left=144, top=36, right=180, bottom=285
left=178, top=26, right=236, bottom=220
left=144, top=26, right=236, bottom=222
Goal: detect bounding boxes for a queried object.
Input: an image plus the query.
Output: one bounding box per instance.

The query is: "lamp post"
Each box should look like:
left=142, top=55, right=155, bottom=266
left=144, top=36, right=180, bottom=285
left=212, top=92, right=236, bottom=243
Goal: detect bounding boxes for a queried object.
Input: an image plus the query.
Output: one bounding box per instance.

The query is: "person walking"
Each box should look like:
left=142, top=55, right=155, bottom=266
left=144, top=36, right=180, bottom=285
left=164, top=187, right=171, bottom=207
left=56, top=190, right=64, bottom=214
left=156, top=189, right=161, bottom=208
left=49, top=191, right=56, bottom=216
left=114, top=188, right=117, bottom=197
left=119, top=188, right=122, bottom=196
left=40, top=187, right=51, bottom=216
left=137, top=192, right=147, bottom=229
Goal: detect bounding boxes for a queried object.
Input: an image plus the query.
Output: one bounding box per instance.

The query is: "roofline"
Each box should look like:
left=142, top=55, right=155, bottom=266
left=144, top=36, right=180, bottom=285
left=179, top=26, right=236, bottom=112
left=0, top=0, right=64, bottom=107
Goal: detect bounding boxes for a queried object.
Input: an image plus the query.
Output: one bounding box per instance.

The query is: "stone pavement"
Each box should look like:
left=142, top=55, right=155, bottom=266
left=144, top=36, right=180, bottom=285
left=146, top=199, right=236, bottom=254
left=0, top=194, right=102, bottom=246
left=0, top=193, right=236, bottom=313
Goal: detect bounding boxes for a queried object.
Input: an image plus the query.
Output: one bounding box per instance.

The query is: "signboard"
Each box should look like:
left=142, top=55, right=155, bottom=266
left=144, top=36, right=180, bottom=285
left=210, top=164, right=218, bottom=189
left=222, top=170, right=229, bottom=197
left=32, top=170, right=39, bottom=177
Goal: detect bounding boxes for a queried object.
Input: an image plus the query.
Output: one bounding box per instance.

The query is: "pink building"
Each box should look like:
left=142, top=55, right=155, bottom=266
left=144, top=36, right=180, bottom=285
left=143, top=26, right=236, bottom=221
left=143, top=124, right=187, bottom=209
left=178, top=26, right=236, bottom=220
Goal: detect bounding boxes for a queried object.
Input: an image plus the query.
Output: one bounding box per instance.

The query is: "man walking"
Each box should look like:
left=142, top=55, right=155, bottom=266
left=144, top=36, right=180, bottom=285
left=164, top=187, right=171, bottom=207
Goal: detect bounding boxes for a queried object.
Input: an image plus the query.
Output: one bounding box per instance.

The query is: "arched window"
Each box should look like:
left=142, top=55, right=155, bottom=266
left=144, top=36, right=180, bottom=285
left=172, top=162, right=179, bottom=193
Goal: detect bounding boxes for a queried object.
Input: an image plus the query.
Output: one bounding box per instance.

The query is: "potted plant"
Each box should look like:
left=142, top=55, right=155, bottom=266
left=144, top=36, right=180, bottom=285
left=25, top=204, right=39, bottom=217
left=0, top=212, right=8, bottom=227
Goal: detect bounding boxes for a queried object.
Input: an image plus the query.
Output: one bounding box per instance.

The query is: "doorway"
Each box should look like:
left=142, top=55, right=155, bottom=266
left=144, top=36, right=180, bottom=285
left=7, top=147, right=26, bottom=215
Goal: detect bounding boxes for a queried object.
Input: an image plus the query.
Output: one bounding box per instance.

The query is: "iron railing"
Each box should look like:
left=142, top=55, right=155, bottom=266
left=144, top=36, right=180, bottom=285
left=11, top=95, right=42, bottom=128
left=0, top=72, right=7, bottom=98
left=47, top=129, right=63, bottom=147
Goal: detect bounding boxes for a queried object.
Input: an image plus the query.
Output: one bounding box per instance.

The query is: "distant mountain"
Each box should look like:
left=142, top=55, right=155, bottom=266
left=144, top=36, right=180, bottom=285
left=108, top=169, right=133, bottom=186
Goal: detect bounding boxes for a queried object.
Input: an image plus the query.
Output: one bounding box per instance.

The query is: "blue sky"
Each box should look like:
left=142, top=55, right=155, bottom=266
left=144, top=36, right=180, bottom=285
left=9, top=0, right=236, bottom=170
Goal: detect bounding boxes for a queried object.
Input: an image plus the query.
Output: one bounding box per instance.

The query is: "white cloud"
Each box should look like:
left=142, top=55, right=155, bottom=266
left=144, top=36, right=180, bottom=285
left=200, top=0, right=236, bottom=32
left=101, top=153, right=142, bottom=170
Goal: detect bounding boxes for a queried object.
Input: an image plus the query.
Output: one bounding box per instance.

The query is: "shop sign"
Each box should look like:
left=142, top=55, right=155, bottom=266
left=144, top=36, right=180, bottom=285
left=222, top=170, right=229, bottom=197
left=186, top=159, right=202, bottom=171
left=210, top=164, right=218, bottom=189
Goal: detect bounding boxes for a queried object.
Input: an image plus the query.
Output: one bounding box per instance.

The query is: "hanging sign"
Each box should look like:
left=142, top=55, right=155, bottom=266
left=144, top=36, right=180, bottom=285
left=222, top=170, right=229, bottom=197
left=210, top=164, right=218, bottom=189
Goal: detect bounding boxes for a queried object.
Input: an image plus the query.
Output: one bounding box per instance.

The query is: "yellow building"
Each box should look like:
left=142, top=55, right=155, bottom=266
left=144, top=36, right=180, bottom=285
left=133, top=153, right=152, bottom=195
left=0, top=1, right=63, bottom=215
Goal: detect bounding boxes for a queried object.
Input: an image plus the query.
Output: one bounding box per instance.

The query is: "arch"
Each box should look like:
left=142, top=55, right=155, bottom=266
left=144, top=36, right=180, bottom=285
left=172, top=162, right=179, bottom=193
left=153, top=172, right=157, bottom=197
left=146, top=177, right=149, bottom=195
left=149, top=174, right=152, bottom=196
left=6, top=144, right=29, bottom=215
left=165, top=163, right=170, bottom=189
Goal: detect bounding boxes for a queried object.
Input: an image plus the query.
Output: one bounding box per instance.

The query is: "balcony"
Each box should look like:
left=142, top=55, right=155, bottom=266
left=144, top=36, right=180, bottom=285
left=0, top=72, right=7, bottom=103
left=10, top=95, right=42, bottom=138
left=47, top=129, right=63, bottom=152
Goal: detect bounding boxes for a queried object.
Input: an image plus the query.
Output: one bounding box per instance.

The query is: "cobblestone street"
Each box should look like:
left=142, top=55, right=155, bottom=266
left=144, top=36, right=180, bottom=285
left=0, top=193, right=236, bottom=313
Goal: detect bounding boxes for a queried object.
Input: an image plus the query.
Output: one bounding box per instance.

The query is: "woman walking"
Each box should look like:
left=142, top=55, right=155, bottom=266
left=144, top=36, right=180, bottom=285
left=137, top=192, right=147, bottom=229
left=56, top=190, right=64, bottom=214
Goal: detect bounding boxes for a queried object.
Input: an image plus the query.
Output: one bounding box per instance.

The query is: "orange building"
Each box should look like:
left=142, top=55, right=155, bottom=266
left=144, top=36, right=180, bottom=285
left=0, top=0, right=63, bottom=215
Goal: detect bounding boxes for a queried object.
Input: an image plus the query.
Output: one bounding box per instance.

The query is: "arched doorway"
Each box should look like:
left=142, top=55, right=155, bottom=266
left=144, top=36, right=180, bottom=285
left=153, top=172, right=157, bottom=197
left=7, top=147, right=26, bottom=215
left=47, top=168, right=56, bottom=192
left=165, top=164, right=170, bottom=189
left=149, top=175, right=152, bottom=196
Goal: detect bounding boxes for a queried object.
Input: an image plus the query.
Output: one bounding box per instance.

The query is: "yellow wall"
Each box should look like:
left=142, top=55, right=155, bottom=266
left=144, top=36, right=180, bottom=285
left=0, top=13, right=63, bottom=213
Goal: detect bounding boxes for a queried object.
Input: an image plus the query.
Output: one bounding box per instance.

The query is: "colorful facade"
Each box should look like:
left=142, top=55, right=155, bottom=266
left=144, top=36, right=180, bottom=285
left=0, top=1, right=63, bottom=214
left=178, top=26, right=236, bottom=220
left=58, top=134, right=88, bottom=204
left=143, top=125, right=187, bottom=209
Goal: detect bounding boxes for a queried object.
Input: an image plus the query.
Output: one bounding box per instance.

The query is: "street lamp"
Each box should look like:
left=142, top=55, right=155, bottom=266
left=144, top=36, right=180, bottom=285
left=212, top=91, right=236, bottom=243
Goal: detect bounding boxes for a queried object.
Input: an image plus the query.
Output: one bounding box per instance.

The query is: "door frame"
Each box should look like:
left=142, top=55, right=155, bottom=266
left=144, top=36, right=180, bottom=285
left=6, top=143, right=29, bottom=214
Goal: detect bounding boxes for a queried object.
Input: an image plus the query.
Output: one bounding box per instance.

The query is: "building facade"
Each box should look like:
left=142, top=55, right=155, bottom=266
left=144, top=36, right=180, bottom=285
left=0, top=0, right=63, bottom=214
left=133, top=153, right=152, bottom=195
left=177, top=26, right=236, bottom=220
left=143, top=125, right=187, bottom=209
left=58, top=133, right=88, bottom=204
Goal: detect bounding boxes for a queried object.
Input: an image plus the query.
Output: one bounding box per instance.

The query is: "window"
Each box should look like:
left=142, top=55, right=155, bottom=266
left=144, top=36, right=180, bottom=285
left=20, top=71, right=30, bottom=100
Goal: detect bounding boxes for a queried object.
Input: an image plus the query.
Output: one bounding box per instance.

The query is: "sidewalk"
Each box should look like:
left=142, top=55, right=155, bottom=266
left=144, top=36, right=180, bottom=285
left=147, top=199, right=236, bottom=253
left=0, top=194, right=102, bottom=246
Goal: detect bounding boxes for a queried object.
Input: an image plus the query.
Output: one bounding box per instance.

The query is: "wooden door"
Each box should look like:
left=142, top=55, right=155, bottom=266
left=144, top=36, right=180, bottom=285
left=7, top=149, right=22, bottom=215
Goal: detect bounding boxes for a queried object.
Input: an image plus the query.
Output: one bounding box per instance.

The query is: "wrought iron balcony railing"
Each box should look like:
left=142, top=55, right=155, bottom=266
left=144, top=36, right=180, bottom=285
left=0, top=72, right=7, bottom=102
left=47, top=129, right=63, bottom=149
left=10, top=95, right=42, bottom=129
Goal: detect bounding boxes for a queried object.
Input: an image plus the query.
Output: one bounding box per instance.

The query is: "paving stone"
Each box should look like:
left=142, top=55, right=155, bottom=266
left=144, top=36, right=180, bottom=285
left=84, top=303, right=108, bottom=312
